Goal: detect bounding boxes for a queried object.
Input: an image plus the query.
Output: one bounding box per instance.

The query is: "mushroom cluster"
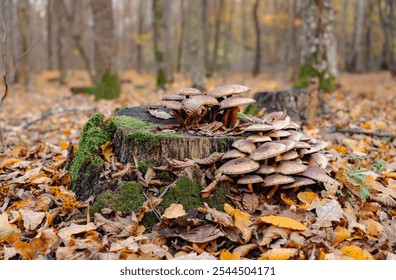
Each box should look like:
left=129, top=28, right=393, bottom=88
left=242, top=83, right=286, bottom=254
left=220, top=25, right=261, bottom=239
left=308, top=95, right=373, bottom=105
left=161, top=84, right=256, bottom=128
left=218, top=111, right=336, bottom=198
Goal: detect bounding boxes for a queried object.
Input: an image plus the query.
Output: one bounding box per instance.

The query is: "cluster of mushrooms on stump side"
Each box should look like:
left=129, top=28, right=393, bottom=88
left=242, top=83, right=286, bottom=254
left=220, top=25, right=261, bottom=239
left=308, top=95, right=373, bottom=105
left=161, top=84, right=338, bottom=198
left=161, top=84, right=256, bottom=128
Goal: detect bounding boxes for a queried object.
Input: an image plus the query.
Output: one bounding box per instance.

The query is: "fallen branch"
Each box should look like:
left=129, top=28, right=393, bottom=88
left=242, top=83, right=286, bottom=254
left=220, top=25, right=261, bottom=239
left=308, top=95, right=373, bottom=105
left=321, top=128, right=395, bottom=139
left=14, top=106, right=96, bottom=130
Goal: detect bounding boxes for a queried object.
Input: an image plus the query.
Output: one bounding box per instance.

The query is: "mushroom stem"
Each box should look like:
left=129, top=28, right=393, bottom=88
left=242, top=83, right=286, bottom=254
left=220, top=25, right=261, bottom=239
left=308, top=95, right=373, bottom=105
left=229, top=107, right=240, bottom=128
left=210, top=106, right=219, bottom=122
left=172, top=110, right=185, bottom=127
left=266, top=184, right=279, bottom=199
left=222, top=108, right=231, bottom=127
left=191, top=107, right=208, bottom=126
left=247, top=183, right=253, bottom=192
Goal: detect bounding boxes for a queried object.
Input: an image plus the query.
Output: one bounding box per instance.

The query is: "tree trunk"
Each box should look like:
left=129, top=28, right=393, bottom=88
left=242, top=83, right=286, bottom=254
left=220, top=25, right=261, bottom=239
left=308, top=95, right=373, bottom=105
left=55, top=0, right=67, bottom=84
left=176, top=0, right=185, bottom=73
left=252, top=0, right=261, bottom=77
left=378, top=0, right=396, bottom=75
left=221, top=0, right=235, bottom=82
left=208, top=0, right=224, bottom=77
left=187, top=0, right=206, bottom=90
left=136, top=0, right=146, bottom=73
left=91, top=0, right=114, bottom=83
left=295, top=0, right=338, bottom=92
left=346, top=0, right=365, bottom=72
left=164, top=0, right=174, bottom=83
left=152, top=0, right=167, bottom=88
left=46, top=0, right=53, bottom=70
left=341, top=0, right=350, bottom=70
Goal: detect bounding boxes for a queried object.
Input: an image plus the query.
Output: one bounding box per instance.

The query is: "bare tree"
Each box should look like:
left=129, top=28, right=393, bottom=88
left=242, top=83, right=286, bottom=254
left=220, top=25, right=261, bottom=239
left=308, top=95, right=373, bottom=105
left=152, top=0, right=167, bottom=88
left=136, top=0, right=146, bottom=73
left=207, top=0, right=224, bottom=77
left=378, top=0, right=396, bottom=75
left=54, top=0, right=67, bottom=84
left=252, top=0, right=261, bottom=76
left=187, top=0, right=206, bottom=89
left=46, top=0, right=53, bottom=70
left=176, top=0, right=185, bottom=72
left=346, top=0, right=365, bottom=71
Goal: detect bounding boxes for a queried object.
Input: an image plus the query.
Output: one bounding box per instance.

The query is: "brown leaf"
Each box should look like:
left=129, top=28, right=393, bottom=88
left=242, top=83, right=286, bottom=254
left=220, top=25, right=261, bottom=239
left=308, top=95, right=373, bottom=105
left=19, top=209, right=46, bottom=230
left=314, top=199, right=342, bottom=227
left=162, top=203, right=186, bottom=220
left=58, top=222, right=97, bottom=241
left=179, top=224, right=224, bottom=243
left=258, top=248, right=298, bottom=260
left=204, top=203, right=234, bottom=228
left=260, top=215, right=308, bottom=231
left=220, top=249, right=241, bottom=260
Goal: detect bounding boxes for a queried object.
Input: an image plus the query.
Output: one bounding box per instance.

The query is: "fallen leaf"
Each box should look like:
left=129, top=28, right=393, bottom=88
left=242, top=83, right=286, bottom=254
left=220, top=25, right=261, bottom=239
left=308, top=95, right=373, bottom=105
left=220, top=249, right=241, bottom=260
left=314, top=199, right=342, bottom=227
left=260, top=215, right=307, bottom=231
left=19, top=209, right=46, bottom=230
left=13, top=241, right=35, bottom=260
left=361, top=219, right=383, bottom=237
left=339, top=245, right=374, bottom=260
left=332, top=226, right=351, bottom=246
left=258, top=248, right=298, bottom=260
left=162, top=203, right=186, bottom=220
left=204, top=203, right=234, bottom=228
left=58, top=222, right=97, bottom=241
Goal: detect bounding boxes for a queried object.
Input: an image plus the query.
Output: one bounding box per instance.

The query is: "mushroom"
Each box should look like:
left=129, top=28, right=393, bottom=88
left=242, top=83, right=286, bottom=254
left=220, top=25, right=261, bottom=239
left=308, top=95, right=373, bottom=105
left=161, top=93, right=185, bottom=101
left=244, top=123, right=275, bottom=136
left=270, top=120, right=290, bottom=130
left=287, top=131, right=304, bottom=142
left=219, top=157, right=260, bottom=176
left=221, top=149, right=247, bottom=160
left=294, top=141, right=312, bottom=149
left=232, top=139, right=256, bottom=154
left=268, top=130, right=292, bottom=139
left=219, top=97, right=256, bottom=128
left=249, top=142, right=287, bottom=165
left=190, top=94, right=219, bottom=122
left=264, top=174, right=295, bottom=199
left=246, top=135, right=272, bottom=143
left=262, top=111, right=290, bottom=123
left=161, top=100, right=184, bottom=127
left=237, top=174, right=264, bottom=192
left=275, top=150, right=299, bottom=161
left=307, top=152, right=328, bottom=169
left=280, top=176, right=316, bottom=191
left=299, top=166, right=336, bottom=184
left=255, top=164, right=276, bottom=175
left=175, top=87, right=202, bottom=98
left=274, top=160, right=308, bottom=175
left=181, top=98, right=206, bottom=127
left=209, top=84, right=250, bottom=99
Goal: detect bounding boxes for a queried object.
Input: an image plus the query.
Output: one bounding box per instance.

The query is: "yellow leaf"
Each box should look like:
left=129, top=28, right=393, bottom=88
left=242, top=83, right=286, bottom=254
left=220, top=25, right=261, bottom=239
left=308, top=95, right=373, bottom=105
left=318, top=249, right=327, bottom=260
left=60, top=141, right=69, bottom=151
left=280, top=193, right=299, bottom=206
left=223, top=203, right=235, bottom=215
left=260, top=215, right=308, bottom=231
left=220, top=249, right=241, bottom=260
left=0, top=212, right=19, bottom=234
left=333, top=226, right=351, bottom=246
left=14, top=241, right=35, bottom=260
left=360, top=122, right=372, bottom=130
left=297, top=191, right=318, bottom=206
left=361, top=219, right=383, bottom=237
left=19, top=209, right=46, bottom=230
left=58, top=222, right=97, bottom=241
left=162, top=203, right=186, bottom=220
left=1, top=158, right=21, bottom=167
left=339, top=245, right=374, bottom=260
left=100, top=141, right=113, bottom=162
left=259, top=248, right=298, bottom=260
left=232, top=209, right=252, bottom=232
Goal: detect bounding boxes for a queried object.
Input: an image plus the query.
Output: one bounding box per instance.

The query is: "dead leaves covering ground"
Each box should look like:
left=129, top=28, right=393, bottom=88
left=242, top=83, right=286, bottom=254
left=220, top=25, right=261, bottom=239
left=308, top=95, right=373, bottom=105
left=1, top=71, right=396, bottom=260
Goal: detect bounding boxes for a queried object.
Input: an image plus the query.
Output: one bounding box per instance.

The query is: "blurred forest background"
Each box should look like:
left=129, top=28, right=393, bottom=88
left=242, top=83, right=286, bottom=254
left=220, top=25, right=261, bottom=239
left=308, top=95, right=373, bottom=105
left=0, top=0, right=395, bottom=93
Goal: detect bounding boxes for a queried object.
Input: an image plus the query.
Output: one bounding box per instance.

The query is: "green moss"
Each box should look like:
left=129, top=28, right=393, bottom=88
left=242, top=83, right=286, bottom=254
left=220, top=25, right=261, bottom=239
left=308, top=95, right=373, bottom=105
left=293, top=63, right=335, bottom=92
left=70, top=113, right=110, bottom=187
left=113, top=116, right=153, bottom=130
left=161, top=178, right=204, bottom=211
left=91, top=181, right=144, bottom=213
left=137, top=160, right=155, bottom=173
left=141, top=212, right=160, bottom=228
left=205, top=182, right=232, bottom=211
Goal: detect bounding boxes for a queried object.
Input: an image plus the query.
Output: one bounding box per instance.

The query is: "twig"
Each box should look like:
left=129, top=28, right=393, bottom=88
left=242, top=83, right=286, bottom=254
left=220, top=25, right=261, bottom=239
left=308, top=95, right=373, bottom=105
left=142, top=191, right=162, bottom=222
left=13, top=106, right=95, bottom=130
left=321, top=128, right=395, bottom=139
left=0, top=15, right=8, bottom=151
left=158, top=180, right=178, bottom=200
left=15, top=35, right=43, bottom=62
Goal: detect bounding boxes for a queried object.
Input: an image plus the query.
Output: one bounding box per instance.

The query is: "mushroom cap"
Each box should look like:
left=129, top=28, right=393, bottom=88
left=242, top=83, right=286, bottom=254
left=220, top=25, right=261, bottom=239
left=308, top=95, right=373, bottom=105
left=175, top=87, right=202, bottom=96
left=209, top=84, right=250, bottom=98
left=294, top=141, right=312, bottom=149
left=287, top=131, right=304, bottom=142
left=299, top=147, right=319, bottom=156
left=271, top=120, right=291, bottom=130
left=262, top=111, right=290, bottom=123
left=307, top=153, right=328, bottom=169
left=311, top=141, right=328, bottom=151
left=221, top=149, right=247, bottom=160
left=249, top=142, right=287, bottom=161
left=190, top=95, right=219, bottom=106
left=246, top=135, right=272, bottom=143
left=244, top=123, right=275, bottom=133
left=181, top=98, right=204, bottom=110
left=273, top=139, right=296, bottom=151
left=284, top=122, right=301, bottom=130
left=232, top=139, right=256, bottom=154
left=237, top=174, right=264, bottom=185
left=275, top=150, right=299, bottom=161
left=268, top=130, right=292, bottom=138
left=255, top=164, right=276, bottom=175
left=219, top=157, right=260, bottom=175
left=219, top=96, right=256, bottom=110
left=299, top=166, right=334, bottom=183
left=281, top=176, right=316, bottom=189
left=162, top=100, right=182, bottom=110
left=264, top=174, right=295, bottom=187
left=274, top=160, right=308, bottom=175
left=162, top=93, right=185, bottom=101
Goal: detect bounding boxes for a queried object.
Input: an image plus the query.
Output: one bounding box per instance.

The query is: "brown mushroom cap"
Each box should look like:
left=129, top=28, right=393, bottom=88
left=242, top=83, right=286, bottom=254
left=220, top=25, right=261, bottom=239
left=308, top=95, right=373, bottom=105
left=299, top=147, right=319, bottom=156
left=271, top=120, right=290, bottom=130
left=281, top=176, right=316, bottom=189
left=249, top=142, right=287, bottom=161
left=275, top=150, right=299, bottom=161
left=273, top=140, right=296, bottom=151
left=307, top=153, right=328, bottom=169
left=284, top=122, right=301, bottom=130
left=175, top=87, right=202, bottom=96
left=237, top=175, right=264, bottom=185
left=274, top=160, right=308, bottom=175
left=219, top=157, right=260, bottom=175
left=190, top=95, right=219, bottom=106
left=255, top=164, right=276, bottom=175
left=311, top=141, right=328, bottom=151
left=244, top=123, right=275, bottom=133
left=219, top=96, right=256, bottom=110
left=181, top=98, right=204, bottom=110
left=162, top=93, right=185, bottom=101
left=221, top=149, right=247, bottom=160
left=162, top=100, right=182, bottom=110
left=262, top=111, right=290, bottom=123
left=209, top=84, right=250, bottom=98
left=246, top=135, right=272, bottom=143
left=268, top=130, right=292, bottom=138
left=264, top=174, right=295, bottom=187
left=294, top=141, right=312, bottom=149
left=232, top=139, right=256, bottom=154
left=299, top=166, right=334, bottom=183
left=288, top=131, right=304, bottom=142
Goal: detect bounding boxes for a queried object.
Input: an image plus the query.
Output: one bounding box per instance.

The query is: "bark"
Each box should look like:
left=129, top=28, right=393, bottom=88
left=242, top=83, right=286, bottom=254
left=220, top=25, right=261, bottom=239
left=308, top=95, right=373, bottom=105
left=55, top=0, right=67, bottom=84
left=152, top=0, right=167, bottom=88
left=208, top=0, right=224, bottom=77
left=187, top=0, right=206, bottom=90
left=46, top=0, right=53, bottom=70
left=378, top=0, right=396, bottom=75
left=91, top=0, right=115, bottom=82
left=164, top=0, right=174, bottom=83
left=252, top=0, right=261, bottom=76
left=221, top=0, right=235, bottom=82
left=341, top=0, right=350, bottom=69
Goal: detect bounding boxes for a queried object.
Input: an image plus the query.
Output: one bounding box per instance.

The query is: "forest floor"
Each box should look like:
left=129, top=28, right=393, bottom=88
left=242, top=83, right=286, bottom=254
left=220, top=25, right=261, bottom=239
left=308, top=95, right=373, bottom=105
left=0, top=70, right=396, bottom=260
